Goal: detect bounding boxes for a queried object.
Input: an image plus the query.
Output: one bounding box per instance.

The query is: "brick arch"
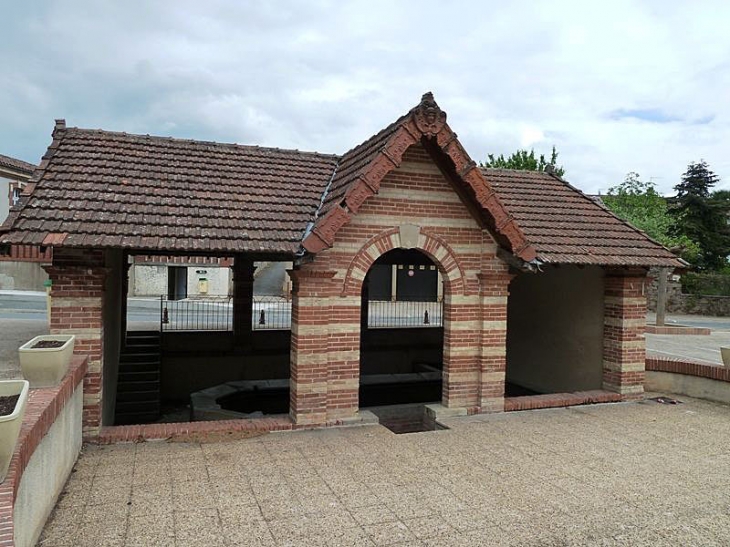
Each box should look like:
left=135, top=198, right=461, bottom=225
left=341, top=227, right=466, bottom=297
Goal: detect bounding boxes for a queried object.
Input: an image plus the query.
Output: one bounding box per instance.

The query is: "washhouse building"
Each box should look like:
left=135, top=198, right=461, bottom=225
left=0, top=93, right=683, bottom=440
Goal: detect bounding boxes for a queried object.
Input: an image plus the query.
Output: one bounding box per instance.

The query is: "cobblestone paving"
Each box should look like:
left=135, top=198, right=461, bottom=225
left=40, top=396, right=730, bottom=546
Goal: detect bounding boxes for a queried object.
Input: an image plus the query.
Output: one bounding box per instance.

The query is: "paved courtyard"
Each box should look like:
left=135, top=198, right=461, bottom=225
left=40, top=396, right=730, bottom=546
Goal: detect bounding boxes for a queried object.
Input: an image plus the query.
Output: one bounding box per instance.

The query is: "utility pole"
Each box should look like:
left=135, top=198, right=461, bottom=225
left=655, top=267, right=669, bottom=326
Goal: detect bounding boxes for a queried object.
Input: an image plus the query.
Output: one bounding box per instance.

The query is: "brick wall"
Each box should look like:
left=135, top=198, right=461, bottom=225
left=43, top=248, right=106, bottom=438
left=290, top=144, right=512, bottom=424
left=603, top=270, right=648, bottom=399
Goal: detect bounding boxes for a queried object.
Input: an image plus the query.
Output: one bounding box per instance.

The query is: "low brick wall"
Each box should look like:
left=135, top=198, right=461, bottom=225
left=645, top=325, right=711, bottom=335
left=645, top=357, right=730, bottom=405
left=0, top=356, right=87, bottom=547
left=504, top=390, right=621, bottom=412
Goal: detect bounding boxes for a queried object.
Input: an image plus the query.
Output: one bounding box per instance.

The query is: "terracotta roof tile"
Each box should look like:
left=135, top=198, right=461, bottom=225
left=482, top=168, right=684, bottom=267
left=0, top=108, right=683, bottom=268
left=0, top=153, right=35, bottom=176
left=2, top=128, right=338, bottom=254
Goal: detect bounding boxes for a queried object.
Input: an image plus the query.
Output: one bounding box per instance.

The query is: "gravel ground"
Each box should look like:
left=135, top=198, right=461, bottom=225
left=41, top=396, right=730, bottom=546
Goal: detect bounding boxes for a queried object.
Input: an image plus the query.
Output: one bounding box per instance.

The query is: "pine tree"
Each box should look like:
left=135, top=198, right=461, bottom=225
left=670, top=160, right=730, bottom=270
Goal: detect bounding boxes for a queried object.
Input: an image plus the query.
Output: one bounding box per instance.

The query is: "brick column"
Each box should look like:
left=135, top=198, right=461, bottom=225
left=603, top=269, right=648, bottom=400
left=326, top=294, right=360, bottom=422
left=477, top=271, right=512, bottom=412
left=232, top=256, right=255, bottom=351
left=43, top=248, right=107, bottom=438
left=289, top=269, right=336, bottom=426
left=442, top=295, right=481, bottom=411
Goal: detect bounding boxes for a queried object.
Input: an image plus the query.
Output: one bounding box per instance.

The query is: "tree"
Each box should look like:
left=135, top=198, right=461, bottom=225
left=602, top=172, right=699, bottom=263
left=482, top=145, right=565, bottom=177
left=669, top=161, right=730, bottom=270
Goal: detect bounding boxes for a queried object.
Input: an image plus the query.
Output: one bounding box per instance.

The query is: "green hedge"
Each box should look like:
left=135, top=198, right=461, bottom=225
left=681, top=273, right=730, bottom=296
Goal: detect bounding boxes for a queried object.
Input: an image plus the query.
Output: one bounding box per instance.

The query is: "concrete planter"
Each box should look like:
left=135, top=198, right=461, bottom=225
left=19, top=335, right=76, bottom=388
left=0, top=380, right=29, bottom=482
left=721, top=347, right=730, bottom=367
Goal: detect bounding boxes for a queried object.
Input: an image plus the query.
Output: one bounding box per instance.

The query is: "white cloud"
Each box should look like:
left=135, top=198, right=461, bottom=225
left=1, top=0, right=730, bottom=195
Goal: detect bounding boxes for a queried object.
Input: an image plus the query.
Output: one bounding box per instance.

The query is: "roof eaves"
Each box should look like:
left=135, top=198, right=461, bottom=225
left=299, top=158, right=342, bottom=255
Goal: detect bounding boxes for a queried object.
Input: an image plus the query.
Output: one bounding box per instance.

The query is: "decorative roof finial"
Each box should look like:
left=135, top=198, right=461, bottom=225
left=414, top=92, right=446, bottom=138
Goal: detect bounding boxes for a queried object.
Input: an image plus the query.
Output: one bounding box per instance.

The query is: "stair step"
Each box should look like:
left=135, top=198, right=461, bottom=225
left=115, top=400, right=161, bottom=413
left=120, top=353, right=160, bottom=362
left=118, top=371, right=159, bottom=382
left=114, top=412, right=161, bottom=426
left=119, top=365, right=160, bottom=376
left=117, top=379, right=159, bottom=391
left=123, top=344, right=160, bottom=354
left=116, top=390, right=161, bottom=403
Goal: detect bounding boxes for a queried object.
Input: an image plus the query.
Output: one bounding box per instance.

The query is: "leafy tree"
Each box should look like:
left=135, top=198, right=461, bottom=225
left=482, top=145, right=565, bottom=177
left=669, top=161, right=730, bottom=270
left=602, top=172, right=699, bottom=263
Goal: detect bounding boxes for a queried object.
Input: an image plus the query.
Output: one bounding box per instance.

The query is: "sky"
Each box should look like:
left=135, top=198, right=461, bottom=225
left=1, top=0, right=729, bottom=195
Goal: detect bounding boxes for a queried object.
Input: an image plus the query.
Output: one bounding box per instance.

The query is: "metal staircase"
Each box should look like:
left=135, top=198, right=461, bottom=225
left=114, top=331, right=161, bottom=425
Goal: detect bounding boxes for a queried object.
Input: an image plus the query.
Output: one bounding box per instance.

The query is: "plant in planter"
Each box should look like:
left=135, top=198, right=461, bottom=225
left=0, top=380, right=29, bottom=482
left=18, top=335, right=76, bottom=388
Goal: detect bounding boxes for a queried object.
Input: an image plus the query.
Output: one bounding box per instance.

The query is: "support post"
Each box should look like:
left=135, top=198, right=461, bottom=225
left=475, top=271, right=513, bottom=413
left=289, top=268, right=337, bottom=425
left=655, top=267, right=668, bottom=327
left=390, top=265, right=397, bottom=302
left=43, top=248, right=108, bottom=439
left=603, top=268, right=648, bottom=400
left=232, top=256, right=255, bottom=351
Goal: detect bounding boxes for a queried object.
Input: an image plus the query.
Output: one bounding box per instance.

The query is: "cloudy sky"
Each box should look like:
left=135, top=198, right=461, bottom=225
left=1, top=0, right=729, bottom=195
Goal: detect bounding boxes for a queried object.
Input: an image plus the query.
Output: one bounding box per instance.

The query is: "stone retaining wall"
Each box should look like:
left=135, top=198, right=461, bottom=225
left=647, top=268, right=730, bottom=316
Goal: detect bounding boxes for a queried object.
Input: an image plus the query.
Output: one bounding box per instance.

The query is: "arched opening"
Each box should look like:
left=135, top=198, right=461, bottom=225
left=359, top=248, right=445, bottom=432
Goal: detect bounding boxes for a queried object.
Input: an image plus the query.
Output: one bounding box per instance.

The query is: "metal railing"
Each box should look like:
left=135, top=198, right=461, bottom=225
left=367, top=300, right=443, bottom=328
left=159, top=295, right=292, bottom=331
left=158, top=295, right=442, bottom=331
left=252, top=296, right=292, bottom=330
left=161, top=295, right=233, bottom=331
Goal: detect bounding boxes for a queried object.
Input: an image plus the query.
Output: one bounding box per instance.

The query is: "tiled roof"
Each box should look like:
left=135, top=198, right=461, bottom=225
left=1, top=128, right=338, bottom=254
left=0, top=153, right=35, bottom=177
left=318, top=115, right=405, bottom=217
left=482, top=168, right=685, bottom=267
left=0, top=97, right=683, bottom=268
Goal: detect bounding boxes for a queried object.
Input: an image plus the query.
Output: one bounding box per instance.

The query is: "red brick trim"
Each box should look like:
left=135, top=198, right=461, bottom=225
left=302, top=94, right=536, bottom=262
left=504, top=390, right=622, bottom=412
left=98, top=415, right=295, bottom=444
left=0, top=356, right=87, bottom=545
left=646, top=357, right=730, bottom=382
left=645, top=325, right=711, bottom=335
left=341, top=227, right=467, bottom=296
left=0, top=244, right=52, bottom=263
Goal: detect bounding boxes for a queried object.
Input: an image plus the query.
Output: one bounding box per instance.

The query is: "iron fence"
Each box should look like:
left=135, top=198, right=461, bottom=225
left=160, top=295, right=233, bottom=331
left=158, top=295, right=442, bottom=331
left=367, top=300, right=443, bottom=328
left=252, top=296, right=292, bottom=330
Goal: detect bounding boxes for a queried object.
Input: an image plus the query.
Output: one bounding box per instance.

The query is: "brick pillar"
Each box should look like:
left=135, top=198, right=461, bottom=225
left=289, top=268, right=336, bottom=425
left=327, top=294, right=360, bottom=422
left=43, top=248, right=107, bottom=438
left=232, top=256, right=255, bottom=351
left=477, top=271, right=512, bottom=412
left=442, top=295, right=481, bottom=411
left=603, top=269, right=648, bottom=400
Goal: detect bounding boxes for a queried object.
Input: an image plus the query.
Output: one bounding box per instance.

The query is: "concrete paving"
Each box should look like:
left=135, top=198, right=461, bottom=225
left=40, top=396, right=730, bottom=546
